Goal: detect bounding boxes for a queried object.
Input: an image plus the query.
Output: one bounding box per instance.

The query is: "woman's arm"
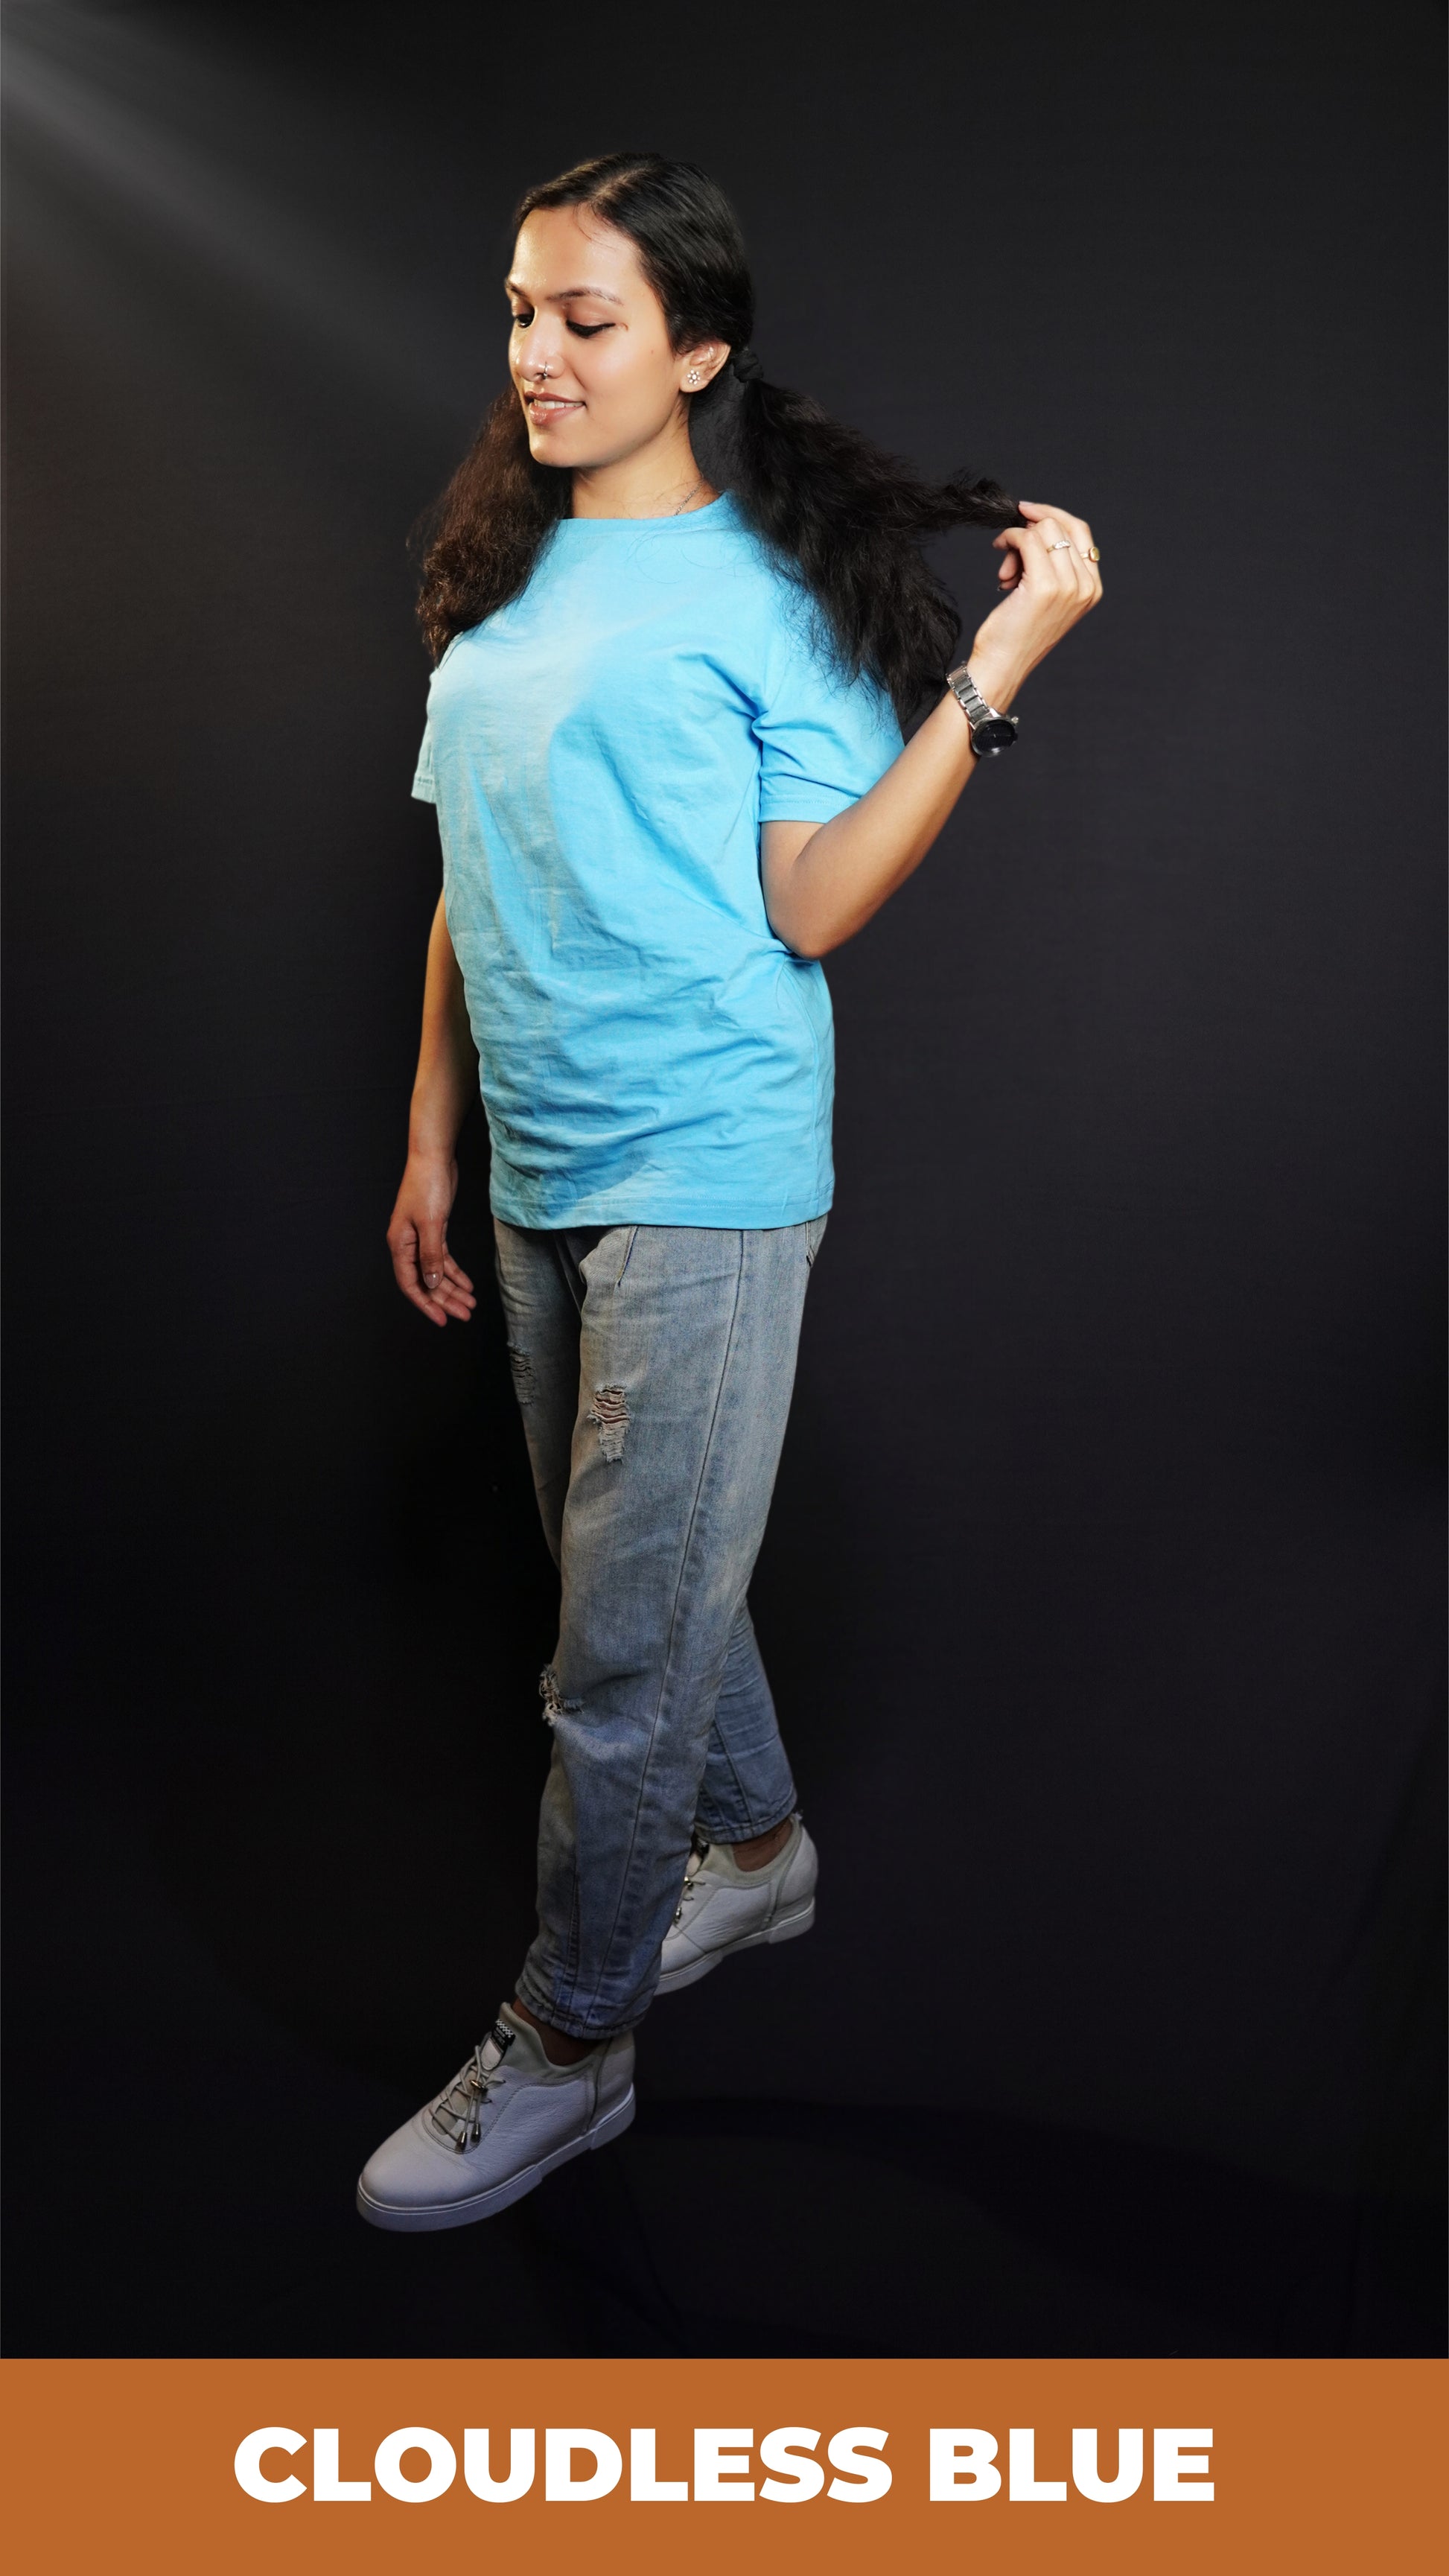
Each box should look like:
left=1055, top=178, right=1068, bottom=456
left=762, top=499, right=1102, bottom=960
left=385, top=892, right=480, bottom=1326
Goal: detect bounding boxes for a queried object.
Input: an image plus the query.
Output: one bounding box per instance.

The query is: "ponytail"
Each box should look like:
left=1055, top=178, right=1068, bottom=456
left=692, top=357, right=1016, bottom=720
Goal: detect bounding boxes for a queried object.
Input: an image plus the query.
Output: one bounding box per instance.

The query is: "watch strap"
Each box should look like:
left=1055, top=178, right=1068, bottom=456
left=946, top=661, right=993, bottom=724
left=946, top=660, right=1019, bottom=752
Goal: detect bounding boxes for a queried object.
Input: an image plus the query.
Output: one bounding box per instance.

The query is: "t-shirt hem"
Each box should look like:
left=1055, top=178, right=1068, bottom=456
left=757, top=786, right=861, bottom=822
left=489, top=1179, right=833, bottom=1230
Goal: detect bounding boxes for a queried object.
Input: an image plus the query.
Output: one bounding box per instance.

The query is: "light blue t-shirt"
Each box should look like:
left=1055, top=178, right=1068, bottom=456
left=413, top=491, right=902, bottom=1227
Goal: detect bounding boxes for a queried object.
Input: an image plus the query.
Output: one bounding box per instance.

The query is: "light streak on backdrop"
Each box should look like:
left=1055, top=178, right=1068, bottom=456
left=3, top=0, right=488, bottom=427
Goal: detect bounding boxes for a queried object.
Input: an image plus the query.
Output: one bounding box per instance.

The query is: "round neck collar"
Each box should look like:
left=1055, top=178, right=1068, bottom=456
left=557, top=492, right=739, bottom=533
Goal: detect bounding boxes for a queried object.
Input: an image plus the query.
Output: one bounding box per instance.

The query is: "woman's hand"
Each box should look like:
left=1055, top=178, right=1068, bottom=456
left=389, top=894, right=479, bottom=1325
left=759, top=495, right=1103, bottom=958
left=967, top=497, right=1102, bottom=708
left=386, top=1150, right=477, bottom=1327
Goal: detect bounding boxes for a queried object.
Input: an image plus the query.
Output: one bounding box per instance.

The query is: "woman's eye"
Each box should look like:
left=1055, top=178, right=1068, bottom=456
left=509, top=309, right=533, bottom=328
left=567, top=321, right=612, bottom=337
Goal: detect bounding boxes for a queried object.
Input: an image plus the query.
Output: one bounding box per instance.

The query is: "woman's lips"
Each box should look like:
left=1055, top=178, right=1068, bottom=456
left=525, top=395, right=582, bottom=419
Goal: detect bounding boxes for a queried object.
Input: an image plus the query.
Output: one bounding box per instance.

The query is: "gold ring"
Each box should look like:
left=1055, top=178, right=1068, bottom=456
left=1083, top=544, right=1101, bottom=562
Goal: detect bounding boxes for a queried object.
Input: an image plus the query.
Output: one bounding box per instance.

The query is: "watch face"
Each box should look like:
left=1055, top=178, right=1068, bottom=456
left=972, top=717, right=1017, bottom=754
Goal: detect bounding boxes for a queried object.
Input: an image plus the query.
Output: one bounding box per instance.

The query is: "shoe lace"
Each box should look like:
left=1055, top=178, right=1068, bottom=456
left=672, top=1831, right=710, bottom=1926
left=427, top=2035, right=509, bottom=2154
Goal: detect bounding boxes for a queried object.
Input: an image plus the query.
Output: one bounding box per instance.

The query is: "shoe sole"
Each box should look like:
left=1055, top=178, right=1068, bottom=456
left=655, top=1896, right=815, bottom=1996
left=354, top=2085, right=637, bottom=2233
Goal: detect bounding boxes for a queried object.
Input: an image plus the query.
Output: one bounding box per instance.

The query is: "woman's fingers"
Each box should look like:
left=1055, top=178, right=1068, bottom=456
left=1018, top=498, right=1103, bottom=597
left=434, top=1253, right=477, bottom=1320
left=416, top=1221, right=474, bottom=1325
left=998, top=506, right=1100, bottom=618
left=973, top=496, right=1102, bottom=689
left=1034, top=516, right=1093, bottom=603
left=432, top=1285, right=474, bottom=1322
left=387, top=1213, right=420, bottom=1292
left=389, top=1226, right=448, bottom=1325
left=995, top=515, right=1081, bottom=600
left=1024, top=512, right=1079, bottom=573
left=386, top=1144, right=472, bottom=1326
left=387, top=1211, right=472, bottom=1326
left=1018, top=497, right=1093, bottom=550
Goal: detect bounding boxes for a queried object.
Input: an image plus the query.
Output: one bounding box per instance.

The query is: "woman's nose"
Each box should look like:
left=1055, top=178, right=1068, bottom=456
left=515, top=323, right=563, bottom=381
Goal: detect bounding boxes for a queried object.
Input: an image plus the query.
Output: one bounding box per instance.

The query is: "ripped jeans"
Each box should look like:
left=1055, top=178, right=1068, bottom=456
left=493, top=1215, right=827, bottom=2039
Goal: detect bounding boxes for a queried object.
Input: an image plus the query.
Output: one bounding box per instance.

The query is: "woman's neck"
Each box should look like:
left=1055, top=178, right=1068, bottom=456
left=570, top=419, right=717, bottom=521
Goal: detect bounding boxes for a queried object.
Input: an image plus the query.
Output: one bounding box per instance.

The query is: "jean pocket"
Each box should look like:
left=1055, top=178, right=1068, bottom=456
left=804, top=1213, right=829, bottom=1268
left=613, top=1224, right=640, bottom=1286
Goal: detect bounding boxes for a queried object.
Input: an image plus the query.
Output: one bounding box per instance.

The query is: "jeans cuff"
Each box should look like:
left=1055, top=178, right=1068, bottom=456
left=514, top=1962, right=641, bottom=2044
left=693, top=1794, right=797, bottom=1846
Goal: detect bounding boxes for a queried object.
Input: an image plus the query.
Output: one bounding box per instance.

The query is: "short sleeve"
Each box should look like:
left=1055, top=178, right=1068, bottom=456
left=754, top=614, right=903, bottom=823
left=412, top=714, right=438, bottom=804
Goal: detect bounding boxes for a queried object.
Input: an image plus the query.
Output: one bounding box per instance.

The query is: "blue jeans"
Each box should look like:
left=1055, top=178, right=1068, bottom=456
left=494, top=1215, right=827, bottom=2039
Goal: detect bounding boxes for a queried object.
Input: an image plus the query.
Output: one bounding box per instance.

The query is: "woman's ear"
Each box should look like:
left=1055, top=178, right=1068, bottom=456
left=681, top=342, right=729, bottom=392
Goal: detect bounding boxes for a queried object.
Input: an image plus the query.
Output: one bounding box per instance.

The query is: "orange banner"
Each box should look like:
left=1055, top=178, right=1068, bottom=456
left=2, top=2356, right=1443, bottom=2572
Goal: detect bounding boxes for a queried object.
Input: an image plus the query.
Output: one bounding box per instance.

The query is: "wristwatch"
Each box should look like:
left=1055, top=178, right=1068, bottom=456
left=946, top=661, right=1019, bottom=756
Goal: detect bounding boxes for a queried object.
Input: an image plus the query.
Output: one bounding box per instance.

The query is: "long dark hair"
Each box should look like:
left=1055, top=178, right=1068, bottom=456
left=415, top=152, right=1018, bottom=724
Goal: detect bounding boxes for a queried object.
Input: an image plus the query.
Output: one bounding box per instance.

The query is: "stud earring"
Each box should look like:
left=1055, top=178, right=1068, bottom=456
left=687, top=369, right=700, bottom=386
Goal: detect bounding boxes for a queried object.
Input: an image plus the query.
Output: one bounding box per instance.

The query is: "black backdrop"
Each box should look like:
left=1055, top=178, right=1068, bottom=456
left=4, top=0, right=1444, bottom=2359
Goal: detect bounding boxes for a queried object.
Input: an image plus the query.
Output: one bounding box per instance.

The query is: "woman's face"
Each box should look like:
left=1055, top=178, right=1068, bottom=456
left=507, top=206, right=723, bottom=470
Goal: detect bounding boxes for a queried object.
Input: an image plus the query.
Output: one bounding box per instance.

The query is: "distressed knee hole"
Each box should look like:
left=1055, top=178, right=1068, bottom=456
left=538, top=1664, right=582, bottom=1726
left=587, top=1382, right=630, bottom=1462
left=506, top=1342, right=535, bottom=1405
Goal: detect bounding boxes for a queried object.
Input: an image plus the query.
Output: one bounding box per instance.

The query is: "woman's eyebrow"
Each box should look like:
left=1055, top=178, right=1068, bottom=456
left=503, top=279, right=624, bottom=304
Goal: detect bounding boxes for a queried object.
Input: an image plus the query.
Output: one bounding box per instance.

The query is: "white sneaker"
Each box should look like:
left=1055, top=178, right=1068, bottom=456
left=355, top=2003, right=635, bottom=2233
left=655, top=1815, right=818, bottom=1996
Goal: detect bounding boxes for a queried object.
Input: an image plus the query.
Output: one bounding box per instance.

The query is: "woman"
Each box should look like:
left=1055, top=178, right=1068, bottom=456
left=357, top=151, right=1100, bottom=2231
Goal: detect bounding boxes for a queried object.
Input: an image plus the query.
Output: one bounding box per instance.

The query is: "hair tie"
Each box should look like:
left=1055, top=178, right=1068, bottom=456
left=731, top=346, right=763, bottom=383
